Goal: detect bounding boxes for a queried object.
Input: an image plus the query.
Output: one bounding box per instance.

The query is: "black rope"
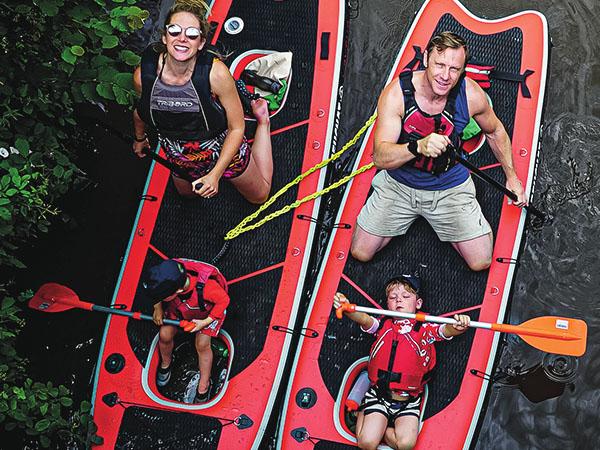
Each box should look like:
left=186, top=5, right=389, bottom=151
left=272, top=325, right=319, bottom=338
left=297, top=214, right=352, bottom=230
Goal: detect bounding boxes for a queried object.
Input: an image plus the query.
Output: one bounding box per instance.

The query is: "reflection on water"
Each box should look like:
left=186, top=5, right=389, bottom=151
left=473, top=0, right=600, bottom=446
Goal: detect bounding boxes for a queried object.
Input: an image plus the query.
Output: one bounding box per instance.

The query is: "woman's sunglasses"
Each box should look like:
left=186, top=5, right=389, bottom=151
left=165, top=24, right=201, bottom=40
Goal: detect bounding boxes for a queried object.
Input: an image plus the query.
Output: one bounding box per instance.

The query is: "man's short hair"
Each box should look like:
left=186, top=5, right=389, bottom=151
left=426, top=31, right=469, bottom=65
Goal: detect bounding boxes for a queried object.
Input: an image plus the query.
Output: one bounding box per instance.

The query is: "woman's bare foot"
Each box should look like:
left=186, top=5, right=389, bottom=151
left=251, top=98, right=270, bottom=125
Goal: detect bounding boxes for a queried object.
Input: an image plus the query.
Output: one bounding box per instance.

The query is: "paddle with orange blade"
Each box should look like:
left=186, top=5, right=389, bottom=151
left=336, top=303, right=587, bottom=357
left=29, top=283, right=196, bottom=332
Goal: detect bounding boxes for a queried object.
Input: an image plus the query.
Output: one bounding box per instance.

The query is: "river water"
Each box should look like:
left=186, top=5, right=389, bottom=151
left=10, top=0, right=599, bottom=449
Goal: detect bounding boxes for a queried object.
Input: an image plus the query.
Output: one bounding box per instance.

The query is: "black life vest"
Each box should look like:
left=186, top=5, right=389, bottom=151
left=397, top=70, right=465, bottom=175
left=137, top=45, right=228, bottom=141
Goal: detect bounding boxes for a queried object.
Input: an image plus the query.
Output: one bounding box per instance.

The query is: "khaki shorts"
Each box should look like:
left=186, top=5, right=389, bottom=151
left=356, top=171, right=491, bottom=242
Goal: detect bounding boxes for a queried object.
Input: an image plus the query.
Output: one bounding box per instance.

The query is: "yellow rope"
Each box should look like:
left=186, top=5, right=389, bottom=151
left=224, top=112, right=378, bottom=241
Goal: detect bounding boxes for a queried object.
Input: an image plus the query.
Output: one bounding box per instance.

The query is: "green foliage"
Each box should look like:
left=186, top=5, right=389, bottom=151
left=0, top=0, right=148, bottom=268
left=0, top=288, right=103, bottom=448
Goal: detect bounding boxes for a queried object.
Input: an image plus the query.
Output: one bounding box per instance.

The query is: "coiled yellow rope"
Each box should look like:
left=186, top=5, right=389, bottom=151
left=224, top=112, right=378, bottom=241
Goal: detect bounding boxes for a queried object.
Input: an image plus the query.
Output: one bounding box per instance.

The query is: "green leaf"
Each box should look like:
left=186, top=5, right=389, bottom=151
left=70, top=45, right=85, bottom=57
left=52, top=165, right=65, bottom=178
left=79, top=400, right=91, bottom=413
left=112, top=85, right=130, bottom=105
left=40, top=435, right=51, bottom=448
left=14, top=138, right=30, bottom=156
left=37, top=0, right=61, bottom=16
left=5, top=189, right=17, bottom=197
left=114, top=72, right=133, bottom=89
left=61, top=48, right=77, bottom=65
left=119, top=49, right=140, bottom=66
left=59, top=397, right=73, bottom=407
left=101, top=35, right=119, bottom=49
left=80, top=83, right=99, bottom=102
left=96, top=82, right=115, bottom=100
left=91, top=435, right=104, bottom=445
left=40, top=403, right=48, bottom=415
left=35, top=418, right=50, bottom=432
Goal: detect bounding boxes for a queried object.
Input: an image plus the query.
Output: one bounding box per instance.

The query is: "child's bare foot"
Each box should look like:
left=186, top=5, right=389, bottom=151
left=251, top=98, right=270, bottom=125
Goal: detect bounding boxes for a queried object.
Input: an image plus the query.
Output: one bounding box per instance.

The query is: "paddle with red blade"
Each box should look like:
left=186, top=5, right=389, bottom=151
left=29, top=283, right=196, bottom=332
left=336, top=303, right=587, bottom=357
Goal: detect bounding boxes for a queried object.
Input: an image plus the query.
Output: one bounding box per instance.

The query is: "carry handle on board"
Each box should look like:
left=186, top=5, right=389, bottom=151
left=29, top=283, right=196, bottom=332
left=336, top=303, right=587, bottom=357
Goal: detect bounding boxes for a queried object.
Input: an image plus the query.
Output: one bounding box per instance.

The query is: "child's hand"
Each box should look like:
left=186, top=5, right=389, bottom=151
left=333, top=292, right=348, bottom=310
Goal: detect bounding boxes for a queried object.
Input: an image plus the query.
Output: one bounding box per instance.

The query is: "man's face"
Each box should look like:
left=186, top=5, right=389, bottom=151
left=386, top=283, right=422, bottom=313
left=424, top=46, right=466, bottom=96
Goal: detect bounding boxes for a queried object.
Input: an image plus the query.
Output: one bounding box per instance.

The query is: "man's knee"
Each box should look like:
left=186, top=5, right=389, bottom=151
left=350, top=243, right=375, bottom=263
left=466, top=255, right=492, bottom=272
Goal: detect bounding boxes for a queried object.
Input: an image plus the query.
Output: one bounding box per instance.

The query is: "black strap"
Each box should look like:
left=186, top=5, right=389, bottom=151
left=403, top=45, right=425, bottom=71
left=491, top=68, right=534, bottom=98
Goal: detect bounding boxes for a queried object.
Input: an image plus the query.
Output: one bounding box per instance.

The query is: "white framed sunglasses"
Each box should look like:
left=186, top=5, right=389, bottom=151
left=165, top=24, right=202, bottom=40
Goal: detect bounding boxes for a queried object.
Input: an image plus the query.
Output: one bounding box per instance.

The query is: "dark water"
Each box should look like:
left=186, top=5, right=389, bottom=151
left=8, top=0, right=599, bottom=449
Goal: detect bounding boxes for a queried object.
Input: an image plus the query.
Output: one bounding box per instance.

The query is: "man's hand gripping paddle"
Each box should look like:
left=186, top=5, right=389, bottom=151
left=29, top=283, right=196, bottom=332
left=336, top=303, right=587, bottom=357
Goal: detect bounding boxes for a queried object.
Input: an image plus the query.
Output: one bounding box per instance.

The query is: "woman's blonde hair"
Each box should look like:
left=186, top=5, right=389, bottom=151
left=164, top=0, right=211, bottom=38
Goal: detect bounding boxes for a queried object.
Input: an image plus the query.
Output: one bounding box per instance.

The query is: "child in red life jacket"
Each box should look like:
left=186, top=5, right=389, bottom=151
left=333, top=275, right=470, bottom=450
left=143, top=258, right=229, bottom=403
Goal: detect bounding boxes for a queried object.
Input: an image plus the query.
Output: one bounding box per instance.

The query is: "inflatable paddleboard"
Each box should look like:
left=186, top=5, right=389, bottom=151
left=276, top=0, right=548, bottom=448
left=90, top=1, right=345, bottom=448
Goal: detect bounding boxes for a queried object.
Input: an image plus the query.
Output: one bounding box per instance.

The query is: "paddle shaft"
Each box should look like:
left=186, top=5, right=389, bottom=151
left=60, top=296, right=183, bottom=327
left=346, top=305, right=579, bottom=341
left=453, top=154, right=545, bottom=220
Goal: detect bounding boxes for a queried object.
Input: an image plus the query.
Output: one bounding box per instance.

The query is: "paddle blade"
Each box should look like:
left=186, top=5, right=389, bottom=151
left=29, top=283, right=86, bottom=313
left=519, top=316, right=588, bottom=357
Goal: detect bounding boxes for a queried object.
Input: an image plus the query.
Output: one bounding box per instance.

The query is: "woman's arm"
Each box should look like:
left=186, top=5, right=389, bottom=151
left=132, top=66, right=150, bottom=157
left=192, top=60, right=245, bottom=196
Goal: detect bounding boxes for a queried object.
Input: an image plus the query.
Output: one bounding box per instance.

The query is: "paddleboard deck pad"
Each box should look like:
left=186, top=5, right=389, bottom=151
left=91, top=1, right=345, bottom=448
left=276, top=0, right=548, bottom=449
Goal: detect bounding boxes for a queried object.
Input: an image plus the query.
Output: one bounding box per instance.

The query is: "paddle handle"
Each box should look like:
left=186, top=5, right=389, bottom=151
left=336, top=304, right=577, bottom=341
left=89, top=304, right=190, bottom=328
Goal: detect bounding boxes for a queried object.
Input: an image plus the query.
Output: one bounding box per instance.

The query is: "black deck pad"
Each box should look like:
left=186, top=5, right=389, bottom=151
left=115, top=406, right=222, bottom=449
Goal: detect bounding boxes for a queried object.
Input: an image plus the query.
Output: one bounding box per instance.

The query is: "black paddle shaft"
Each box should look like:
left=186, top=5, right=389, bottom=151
left=449, top=146, right=545, bottom=220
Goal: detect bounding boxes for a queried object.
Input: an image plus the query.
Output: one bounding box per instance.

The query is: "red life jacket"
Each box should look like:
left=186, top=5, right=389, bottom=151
left=397, top=70, right=465, bottom=175
left=164, top=259, right=228, bottom=321
left=367, top=318, right=437, bottom=395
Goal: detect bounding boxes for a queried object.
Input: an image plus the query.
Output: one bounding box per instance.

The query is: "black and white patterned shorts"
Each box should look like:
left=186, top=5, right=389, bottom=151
left=359, top=386, right=422, bottom=425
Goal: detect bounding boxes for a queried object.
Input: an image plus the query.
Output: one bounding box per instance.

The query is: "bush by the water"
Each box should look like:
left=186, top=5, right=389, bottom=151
left=0, top=0, right=148, bottom=447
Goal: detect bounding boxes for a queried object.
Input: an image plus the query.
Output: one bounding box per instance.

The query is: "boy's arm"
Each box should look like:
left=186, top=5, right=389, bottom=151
left=333, top=292, right=375, bottom=330
left=441, top=314, right=470, bottom=338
